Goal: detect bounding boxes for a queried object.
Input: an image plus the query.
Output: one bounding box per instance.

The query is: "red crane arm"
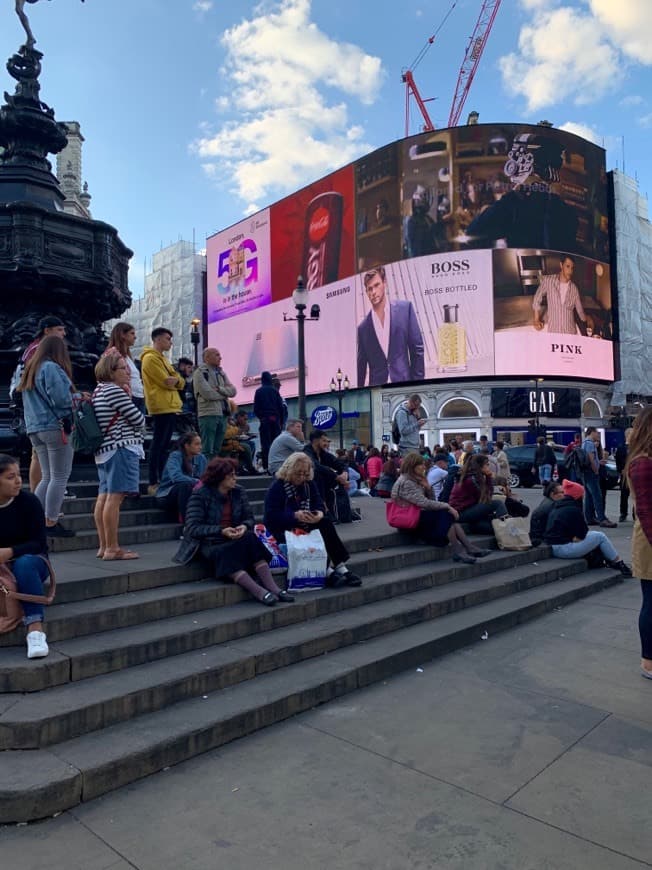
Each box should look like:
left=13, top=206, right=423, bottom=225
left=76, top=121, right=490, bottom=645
left=448, top=0, right=502, bottom=127
left=402, top=70, right=435, bottom=136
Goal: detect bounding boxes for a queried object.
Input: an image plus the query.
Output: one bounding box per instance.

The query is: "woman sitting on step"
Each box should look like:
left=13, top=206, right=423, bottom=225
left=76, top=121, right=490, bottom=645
left=175, top=458, right=293, bottom=606
left=0, top=454, right=50, bottom=659
left=448, top=453, right=509, bottom=535
left=157, top=431, right=207, bottom=523
left=92, top=354, right=146, bottom=561
left=264, top=452, right=362, bottom=588
left=390, top=452, right=490, bottom=565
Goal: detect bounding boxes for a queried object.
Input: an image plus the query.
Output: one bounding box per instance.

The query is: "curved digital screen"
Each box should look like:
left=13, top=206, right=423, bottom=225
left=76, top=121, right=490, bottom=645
left=207, top=123, right=613, bottom=403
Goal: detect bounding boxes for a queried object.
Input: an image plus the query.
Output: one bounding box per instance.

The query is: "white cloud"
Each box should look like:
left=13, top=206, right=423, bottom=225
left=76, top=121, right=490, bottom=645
left=620, top=94, right=644, bottom=107
left=193, top=1, right=213, bottom=12
left=192, top=0, right=384, bottom=204
left=501, top=1, right=652, bottom=112
left=558, top=121, right=601, bottom=146
left=589, top=0, right=652, bottom=64
left=499, top=7, right=622, bottom=112
left=637, top=113, right=652, bottom=128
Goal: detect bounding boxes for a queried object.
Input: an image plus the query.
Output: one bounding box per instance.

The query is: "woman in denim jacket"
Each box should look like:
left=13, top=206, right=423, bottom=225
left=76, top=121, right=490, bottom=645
left=17, top=336, right=76, bottom=538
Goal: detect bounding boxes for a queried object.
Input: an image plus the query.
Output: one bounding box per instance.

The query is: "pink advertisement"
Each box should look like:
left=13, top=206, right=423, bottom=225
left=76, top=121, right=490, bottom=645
left=206, top=275, right=359, bottom=405
left=355, top=251, right=495, bottom=387
left=206, top=209, right=272, bottom=323
left=493, top=249, right=614, bottom=380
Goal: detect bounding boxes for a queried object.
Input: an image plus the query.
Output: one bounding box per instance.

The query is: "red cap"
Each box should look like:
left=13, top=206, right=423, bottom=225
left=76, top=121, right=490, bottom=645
left=562, top=479, right=585, bottom=500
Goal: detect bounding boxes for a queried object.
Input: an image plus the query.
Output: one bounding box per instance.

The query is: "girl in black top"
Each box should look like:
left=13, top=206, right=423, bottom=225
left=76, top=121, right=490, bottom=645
left=0, top=454, right=50, bottom=658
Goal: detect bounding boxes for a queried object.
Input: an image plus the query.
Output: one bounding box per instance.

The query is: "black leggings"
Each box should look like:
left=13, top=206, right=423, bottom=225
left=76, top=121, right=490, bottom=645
left=640, top=580, right=652, bottom=659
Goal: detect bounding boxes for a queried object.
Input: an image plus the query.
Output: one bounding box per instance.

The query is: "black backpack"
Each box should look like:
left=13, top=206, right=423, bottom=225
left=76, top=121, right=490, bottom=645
left=567, top=446, right=591, bottom=473
left=391, top=410, right=403, bottom=444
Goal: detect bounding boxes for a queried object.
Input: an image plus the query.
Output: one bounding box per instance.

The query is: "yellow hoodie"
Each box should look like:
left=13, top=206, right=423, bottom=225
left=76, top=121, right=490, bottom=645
left=140, top=346, right=185, bottom=415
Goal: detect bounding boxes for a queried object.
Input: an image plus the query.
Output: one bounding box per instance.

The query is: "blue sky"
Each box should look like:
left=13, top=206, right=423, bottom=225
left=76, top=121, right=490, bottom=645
left=2, top=0, right=651, bottom=298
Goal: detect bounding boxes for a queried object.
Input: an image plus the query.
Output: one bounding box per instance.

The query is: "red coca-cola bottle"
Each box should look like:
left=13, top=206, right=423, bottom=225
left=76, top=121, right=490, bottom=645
left=301, top=191, right=343, bottom=290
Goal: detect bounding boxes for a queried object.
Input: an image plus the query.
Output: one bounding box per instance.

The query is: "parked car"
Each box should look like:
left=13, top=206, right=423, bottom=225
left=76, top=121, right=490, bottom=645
left=504, top=444, right=619, bottom=489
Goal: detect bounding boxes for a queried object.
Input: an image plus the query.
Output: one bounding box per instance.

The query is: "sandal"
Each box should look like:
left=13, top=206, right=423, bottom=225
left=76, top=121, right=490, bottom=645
left=102, top=549, right=140, bottom=561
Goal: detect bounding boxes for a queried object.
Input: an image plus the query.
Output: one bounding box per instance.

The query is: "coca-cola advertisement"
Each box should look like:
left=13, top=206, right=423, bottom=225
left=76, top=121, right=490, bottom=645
left=206, top=209, right=272, bottom=324
left=270, top=165, right=356, bottom=301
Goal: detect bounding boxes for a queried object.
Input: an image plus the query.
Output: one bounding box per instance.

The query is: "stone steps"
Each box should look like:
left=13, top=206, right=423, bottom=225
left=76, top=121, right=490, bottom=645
left=47, top=521, right=183, bottom=553
left=0, top=566, right=621, bottom=823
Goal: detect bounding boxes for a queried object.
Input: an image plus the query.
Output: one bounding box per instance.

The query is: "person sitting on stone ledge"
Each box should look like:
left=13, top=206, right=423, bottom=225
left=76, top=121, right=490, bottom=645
left=529, top=480, right=564, bottom=546
left=156, top=431, right=207, bottom=523
left=448, top=453, right=508, bottom=535
left=543, top=479, right=632, bottom=576
left=390, top=452, right=490, bottom=565
left=174, top=458, right=293, bottom=606
left=0, top=453, right=50, bottom=659
left=264, top=452, right=362, bottom=588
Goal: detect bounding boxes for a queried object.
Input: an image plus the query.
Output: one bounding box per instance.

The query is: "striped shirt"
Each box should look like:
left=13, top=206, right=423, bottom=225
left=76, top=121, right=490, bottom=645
left=533, top=274, right=586, bottom=334
left=92, top=382, right=146, bottom=461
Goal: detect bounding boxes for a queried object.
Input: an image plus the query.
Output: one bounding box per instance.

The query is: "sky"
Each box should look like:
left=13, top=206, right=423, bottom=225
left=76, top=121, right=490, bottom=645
left=1, top=0, right=651, bottom=299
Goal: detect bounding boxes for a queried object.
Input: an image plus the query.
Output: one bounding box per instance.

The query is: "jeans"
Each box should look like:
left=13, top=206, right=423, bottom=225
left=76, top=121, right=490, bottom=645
left=583, top=471, right=606, bottom=523
left=538, top=463, right=553, bottom=483
left=12, top=554, right=49, bottom=626
left=552, top=530, right=617, bottom=562
left=640, top=580, right=652, bottom=660
left=198, top=415, right=227, bottom=460
left=149, top=414, right=177, bottom=485
left=30, top=429, right=74, bottom=522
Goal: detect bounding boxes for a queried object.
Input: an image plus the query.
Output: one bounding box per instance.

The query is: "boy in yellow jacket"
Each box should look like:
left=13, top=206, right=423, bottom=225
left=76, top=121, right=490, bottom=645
left=140, top=328, right=185, bottom=494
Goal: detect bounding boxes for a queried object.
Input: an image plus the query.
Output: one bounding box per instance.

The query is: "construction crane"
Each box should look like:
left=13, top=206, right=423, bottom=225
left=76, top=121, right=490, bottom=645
left=448, top=0, right=502, bottom=127
left=403, top=0, right=501, bottom=134
left=402, top=2, right=457, bottom=137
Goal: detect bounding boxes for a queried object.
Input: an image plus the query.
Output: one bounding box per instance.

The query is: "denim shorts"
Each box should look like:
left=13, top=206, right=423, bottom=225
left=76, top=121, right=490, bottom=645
left=97, top=447, right=140, bottom=494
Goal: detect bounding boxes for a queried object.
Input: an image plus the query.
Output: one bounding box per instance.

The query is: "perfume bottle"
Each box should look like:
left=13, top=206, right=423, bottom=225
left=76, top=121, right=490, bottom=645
left=437, top=304, right=467, bottom=372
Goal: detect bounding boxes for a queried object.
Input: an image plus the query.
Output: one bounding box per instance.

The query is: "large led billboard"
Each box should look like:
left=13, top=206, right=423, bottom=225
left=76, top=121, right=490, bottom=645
left=206, top=123, right=614, bottom=396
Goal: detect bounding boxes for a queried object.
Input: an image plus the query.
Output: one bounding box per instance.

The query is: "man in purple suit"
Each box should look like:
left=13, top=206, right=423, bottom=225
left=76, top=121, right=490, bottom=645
left=357, top=266, right=425, bottom=388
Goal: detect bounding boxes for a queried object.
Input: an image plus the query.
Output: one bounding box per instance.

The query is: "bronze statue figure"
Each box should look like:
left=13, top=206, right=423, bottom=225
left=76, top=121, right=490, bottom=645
left=15, top=0, right=85, bottom=49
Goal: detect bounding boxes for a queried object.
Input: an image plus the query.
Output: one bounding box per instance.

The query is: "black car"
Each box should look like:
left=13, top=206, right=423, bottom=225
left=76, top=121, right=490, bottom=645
left=504, top=444, right=619, bottom=489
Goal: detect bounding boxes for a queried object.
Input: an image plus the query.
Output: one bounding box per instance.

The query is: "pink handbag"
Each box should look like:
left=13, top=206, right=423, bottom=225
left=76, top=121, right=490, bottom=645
left=386, top=501, right=420, bottom=530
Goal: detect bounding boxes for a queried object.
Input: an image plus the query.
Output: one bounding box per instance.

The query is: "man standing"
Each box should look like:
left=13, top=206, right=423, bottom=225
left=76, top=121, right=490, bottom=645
left=268, top=418, right=305, bottom=475
left=395, top=393, right=426, bottom=457
left=192, top=348, right=236, bottom=461
left=533, top=436, right=556, bottom=485
left=532, top=256, right=586, bottom=335
left=141, top=328, right=185, bottom=495
left=357, top=266, right=425, bottom=387
left=271, top=375, right=288, bottom=427
left=615, top=428, right=633, bottom=523
left=581, top=427, right=617, bottom=528
left=493, top=440, right=510, bottom=479
left=254, top=371, right=284, bottom=472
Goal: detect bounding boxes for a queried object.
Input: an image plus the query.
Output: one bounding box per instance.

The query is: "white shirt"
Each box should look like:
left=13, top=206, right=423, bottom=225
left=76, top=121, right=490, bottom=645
left=559, top=280, right=570, bottom=307
left=371, top=303, right=391, bottom=363
left=427, top=466, right=448, bottom=499
left=126, top=356, right=144, bottom=398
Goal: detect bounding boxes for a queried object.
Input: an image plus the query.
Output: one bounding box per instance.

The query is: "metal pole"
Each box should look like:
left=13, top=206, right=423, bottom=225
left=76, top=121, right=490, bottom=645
left=338, top=389, right=344, bottom=449
left=296, top=306, right=306, bottom=424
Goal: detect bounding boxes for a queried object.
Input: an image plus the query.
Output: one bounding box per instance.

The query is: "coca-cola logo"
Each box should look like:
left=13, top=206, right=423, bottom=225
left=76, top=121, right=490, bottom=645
left=309, top=207, right=330, bottom=243
left=310, top=405, right=337, bottom=430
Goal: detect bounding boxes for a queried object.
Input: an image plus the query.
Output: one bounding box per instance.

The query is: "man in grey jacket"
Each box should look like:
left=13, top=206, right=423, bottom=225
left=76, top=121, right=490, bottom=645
left=268, top=419, right=305, bottom=474
left=396, top=393, right=425, bottom=456
left=192, top=348, right=236, bottom=459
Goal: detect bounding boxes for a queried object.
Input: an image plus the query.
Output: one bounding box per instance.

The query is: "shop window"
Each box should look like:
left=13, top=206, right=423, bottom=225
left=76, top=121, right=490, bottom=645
left=582, top=398, right=602, bottom=418
left=439, top=398, right=480, bottom=418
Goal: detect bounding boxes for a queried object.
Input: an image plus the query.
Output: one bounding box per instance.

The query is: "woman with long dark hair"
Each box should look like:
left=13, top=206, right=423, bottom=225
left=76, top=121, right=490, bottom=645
left=391, top=452, right=489, bottom=564
left=104, top=322, right=145, bottom=412
left=157, top=431, right=207, bottom=522
left=625, top=407, right=652, bottom=679
left=17, top=335, right=75, bottom=538
left=0, top=453, right=50, bottom=658
left=175, top=458, right=292, bottom=605
left=448, top=453, right=508, bottom=534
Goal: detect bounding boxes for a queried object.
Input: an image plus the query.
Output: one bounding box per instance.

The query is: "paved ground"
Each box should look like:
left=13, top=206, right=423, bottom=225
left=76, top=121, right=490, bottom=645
left=3, top=488, right=649, bottom=870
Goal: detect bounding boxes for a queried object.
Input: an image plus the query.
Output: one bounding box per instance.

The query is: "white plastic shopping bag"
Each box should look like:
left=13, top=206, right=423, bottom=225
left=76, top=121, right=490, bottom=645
left=286, top=529, right=328, bottom=591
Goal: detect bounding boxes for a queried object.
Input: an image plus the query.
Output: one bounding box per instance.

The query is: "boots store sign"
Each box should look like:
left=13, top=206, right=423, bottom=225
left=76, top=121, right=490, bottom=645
left=491, top=388, right=581, bottom=418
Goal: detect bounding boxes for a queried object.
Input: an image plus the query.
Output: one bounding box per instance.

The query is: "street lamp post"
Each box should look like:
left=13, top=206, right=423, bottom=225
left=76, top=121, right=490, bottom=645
left=283, top=276, right=320, bottom=423
left=190, top=318, right=201, bottom=368
left=330, top=368, right=350, bottom=449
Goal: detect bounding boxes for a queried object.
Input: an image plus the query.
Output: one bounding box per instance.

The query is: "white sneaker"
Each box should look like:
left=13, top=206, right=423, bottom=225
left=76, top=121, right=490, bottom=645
left=26, top=631, right=49, bottom=659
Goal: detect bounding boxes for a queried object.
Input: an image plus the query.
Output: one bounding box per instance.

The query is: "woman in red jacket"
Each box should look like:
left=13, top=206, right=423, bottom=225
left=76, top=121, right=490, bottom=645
left=449, top=454, right=508, bottom=533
